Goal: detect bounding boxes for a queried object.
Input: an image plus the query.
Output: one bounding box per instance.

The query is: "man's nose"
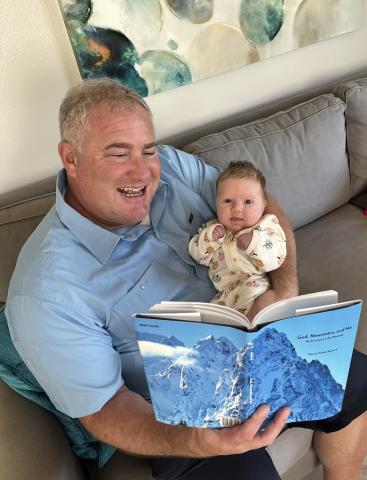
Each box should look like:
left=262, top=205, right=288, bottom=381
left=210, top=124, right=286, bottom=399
left=129, top=154, right=149, bottom=178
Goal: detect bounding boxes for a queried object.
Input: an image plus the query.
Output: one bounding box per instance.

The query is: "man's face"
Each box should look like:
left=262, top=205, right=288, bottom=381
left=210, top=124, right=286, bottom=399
left=59, top=103, right=161, bottom=229
left=216, top=176, right=266, bottom=234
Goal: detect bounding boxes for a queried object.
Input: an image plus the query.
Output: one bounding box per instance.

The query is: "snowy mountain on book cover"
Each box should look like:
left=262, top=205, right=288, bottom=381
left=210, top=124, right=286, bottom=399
left=136, top=328, right=344, bottom=427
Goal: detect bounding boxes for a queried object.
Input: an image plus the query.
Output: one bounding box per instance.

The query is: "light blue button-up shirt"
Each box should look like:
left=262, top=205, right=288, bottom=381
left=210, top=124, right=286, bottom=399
left=6, top=146, right=220, bottom=418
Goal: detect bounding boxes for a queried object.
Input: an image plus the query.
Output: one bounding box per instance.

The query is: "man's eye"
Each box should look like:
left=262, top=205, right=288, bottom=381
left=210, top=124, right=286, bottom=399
left=112, top=153, right=128, bottom=158
left=244, top=199, right=253, bottom=205
left=143, top=150, right=156, bottom=156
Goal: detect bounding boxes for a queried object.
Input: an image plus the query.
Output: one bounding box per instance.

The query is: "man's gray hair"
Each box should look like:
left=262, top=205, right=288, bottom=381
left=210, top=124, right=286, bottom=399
left=59, top=78, right=152, bottom=151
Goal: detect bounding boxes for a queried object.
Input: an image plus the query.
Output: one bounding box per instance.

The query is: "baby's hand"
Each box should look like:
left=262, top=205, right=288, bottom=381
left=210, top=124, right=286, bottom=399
left=212, top=225, right=225, bottom=241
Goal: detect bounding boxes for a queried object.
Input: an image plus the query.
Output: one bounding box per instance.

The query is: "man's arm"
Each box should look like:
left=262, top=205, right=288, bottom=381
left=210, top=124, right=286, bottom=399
left=79, top=386, right=290, bottom=458
left=247, top=194, right=298, bottom=319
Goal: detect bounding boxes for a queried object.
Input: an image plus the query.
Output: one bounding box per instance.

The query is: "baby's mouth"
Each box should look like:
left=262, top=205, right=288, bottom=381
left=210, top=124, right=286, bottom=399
left=117, top=186, right=146, bottom=197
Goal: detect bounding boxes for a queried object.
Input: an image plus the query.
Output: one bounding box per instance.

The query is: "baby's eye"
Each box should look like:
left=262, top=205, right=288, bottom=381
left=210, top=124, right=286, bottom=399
left=244, top=199, right=253, bottom=205
left=224, top=199, right=232, bottom=204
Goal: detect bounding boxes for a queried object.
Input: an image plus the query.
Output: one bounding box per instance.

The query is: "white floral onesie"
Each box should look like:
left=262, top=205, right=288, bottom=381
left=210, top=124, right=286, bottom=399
left=189, top=214, right=287, bottom=314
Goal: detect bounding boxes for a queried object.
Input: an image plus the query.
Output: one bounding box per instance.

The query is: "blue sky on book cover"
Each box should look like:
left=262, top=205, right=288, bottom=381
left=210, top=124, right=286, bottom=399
left=134, top=303, right=360, bottom=427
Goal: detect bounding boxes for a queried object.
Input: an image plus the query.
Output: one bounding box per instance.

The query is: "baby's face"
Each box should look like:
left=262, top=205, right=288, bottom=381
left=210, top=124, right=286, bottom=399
left=216, top=176, right=266, bottom=234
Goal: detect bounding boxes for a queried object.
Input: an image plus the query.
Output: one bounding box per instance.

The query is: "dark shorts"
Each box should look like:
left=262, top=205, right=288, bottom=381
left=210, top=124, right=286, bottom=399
left=149, top=350, right=367, bottom=480
left=150, top=448, right=280, bottom=480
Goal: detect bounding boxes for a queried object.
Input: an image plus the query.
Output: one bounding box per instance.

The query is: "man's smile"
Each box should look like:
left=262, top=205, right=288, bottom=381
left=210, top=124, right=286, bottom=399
left=117, top=186, right=147, bottom=197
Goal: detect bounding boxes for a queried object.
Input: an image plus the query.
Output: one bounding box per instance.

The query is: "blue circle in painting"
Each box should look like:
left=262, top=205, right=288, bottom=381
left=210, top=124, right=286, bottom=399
left=139, top=50, right=192, bottom=95
left=165, top=0, right=214, bottom=24
left=239, top=0, right=284, bottom=46
left=63, top=0, right=92, bottom=23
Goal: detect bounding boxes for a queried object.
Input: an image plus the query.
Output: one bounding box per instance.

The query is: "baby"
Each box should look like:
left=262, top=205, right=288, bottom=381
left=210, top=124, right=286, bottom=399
left=189, top=161, right=287, bottom=316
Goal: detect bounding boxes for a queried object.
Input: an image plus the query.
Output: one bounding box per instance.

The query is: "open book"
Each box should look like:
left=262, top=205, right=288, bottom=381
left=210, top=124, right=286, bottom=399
left=133, top=291, right=362, bottom=428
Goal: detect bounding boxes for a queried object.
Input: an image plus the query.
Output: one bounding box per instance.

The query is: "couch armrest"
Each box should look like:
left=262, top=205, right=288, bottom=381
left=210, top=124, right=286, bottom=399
left=0, top=379, right=85, bottom=480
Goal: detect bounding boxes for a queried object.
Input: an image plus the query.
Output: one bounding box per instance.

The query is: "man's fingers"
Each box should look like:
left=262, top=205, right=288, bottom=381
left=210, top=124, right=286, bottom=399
left=255, top=407, right=291, bottom=445
left=239, top=404, right=271, bottom=438
left=201, top=406, right=291, bottom=456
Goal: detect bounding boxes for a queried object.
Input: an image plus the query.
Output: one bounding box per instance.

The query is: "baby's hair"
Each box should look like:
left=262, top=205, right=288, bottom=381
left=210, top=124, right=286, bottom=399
left=216, top=161, right=267, bottom=194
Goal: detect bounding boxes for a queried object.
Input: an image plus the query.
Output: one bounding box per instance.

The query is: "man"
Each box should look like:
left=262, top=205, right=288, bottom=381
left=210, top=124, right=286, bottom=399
left=5, top=79, right=367, bottom=479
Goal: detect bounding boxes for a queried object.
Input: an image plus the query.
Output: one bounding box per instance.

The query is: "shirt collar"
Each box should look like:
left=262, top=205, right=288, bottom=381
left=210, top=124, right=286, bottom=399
left=56, top=171, right=121, bottom=264
left=55, top=170, right=166, bottom=264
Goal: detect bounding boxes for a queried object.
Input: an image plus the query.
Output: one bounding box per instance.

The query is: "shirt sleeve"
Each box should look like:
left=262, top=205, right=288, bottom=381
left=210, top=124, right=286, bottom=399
left=6, top=295, right=124, bottom=418
left=244, top=214, right=287, bottom=272
left=158, top=145, right=221, bottom=210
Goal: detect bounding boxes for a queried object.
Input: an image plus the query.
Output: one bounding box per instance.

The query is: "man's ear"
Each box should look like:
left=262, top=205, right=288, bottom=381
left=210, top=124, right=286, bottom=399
left=58, top=141, right=77, bottom=178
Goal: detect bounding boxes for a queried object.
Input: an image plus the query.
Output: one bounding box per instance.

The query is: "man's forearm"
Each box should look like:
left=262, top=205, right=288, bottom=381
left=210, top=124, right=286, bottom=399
left=265, top=194, right=298, bottom=297
left=79, top=386, right=192, bottom=457
left=79, top=386, right=290, bottom=458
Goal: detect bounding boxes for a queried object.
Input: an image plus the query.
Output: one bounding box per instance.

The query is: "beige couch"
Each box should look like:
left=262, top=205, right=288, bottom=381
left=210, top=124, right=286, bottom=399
left=1, top=75, right=367, bottom=480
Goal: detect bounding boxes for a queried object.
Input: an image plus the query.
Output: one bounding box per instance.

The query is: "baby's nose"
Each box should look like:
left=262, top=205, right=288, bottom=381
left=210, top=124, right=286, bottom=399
left=232, top=202, right=243, bottom=212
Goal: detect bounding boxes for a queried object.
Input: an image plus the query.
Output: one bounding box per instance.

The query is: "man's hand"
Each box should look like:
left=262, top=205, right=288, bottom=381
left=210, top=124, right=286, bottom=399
left=247, top=289, right=286, bottom=321
left=190, top=404, right=291, bottom=457
left=212, top=225, right=226, bottom=241
left=236, top=231, right=253, bottom=250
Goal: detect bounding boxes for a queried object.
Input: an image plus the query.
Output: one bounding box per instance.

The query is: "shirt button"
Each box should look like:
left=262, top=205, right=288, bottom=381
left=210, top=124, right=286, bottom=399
left=140, top=284, right=145, bottom=290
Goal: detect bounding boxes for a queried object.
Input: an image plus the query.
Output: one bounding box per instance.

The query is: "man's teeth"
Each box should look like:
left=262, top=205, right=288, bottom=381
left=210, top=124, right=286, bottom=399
left=118, top=187, right=144, bottom=197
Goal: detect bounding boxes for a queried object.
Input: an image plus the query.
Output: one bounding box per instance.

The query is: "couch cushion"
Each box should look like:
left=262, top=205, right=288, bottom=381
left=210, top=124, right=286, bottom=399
left=296, top=203, right=367, bottom=355
left=0, top=305, right=116, bottom=468
left=0, top=194, right=55, bottom=303
left=183, top=94, right=350, bottom=230
left=267, top=428, right=315, bottom=477
left=334, top=77, right=367, bottom=197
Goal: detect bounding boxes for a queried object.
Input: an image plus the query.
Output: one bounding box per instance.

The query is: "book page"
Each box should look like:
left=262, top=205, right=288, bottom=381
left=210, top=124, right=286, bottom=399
left=135, top=312, right=202, bottom=322
left=149, top=301, right=251, bottom=328
left=148, top=291, right=339, bottom=330
left=295, top=299, right=360, bottom=316
left=253, top=290, right=338, bottom=327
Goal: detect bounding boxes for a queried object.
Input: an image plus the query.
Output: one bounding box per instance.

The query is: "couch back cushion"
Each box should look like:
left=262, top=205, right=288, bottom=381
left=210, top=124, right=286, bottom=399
left=334, top=77, right=367, bottom=197
left=0, top=194, right=55, bottom=303
left=183, top=94, right=350, bottom=230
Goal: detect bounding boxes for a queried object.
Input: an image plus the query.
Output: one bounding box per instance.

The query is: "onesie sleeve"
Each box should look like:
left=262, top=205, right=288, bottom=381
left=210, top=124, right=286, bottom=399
left=243, top=214, right=287, bottom=273
left=189, top=221, right=224, bottom=267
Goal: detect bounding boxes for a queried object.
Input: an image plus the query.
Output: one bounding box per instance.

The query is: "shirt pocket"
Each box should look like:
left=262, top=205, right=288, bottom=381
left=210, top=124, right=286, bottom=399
left=106, top=259, right=187, bottom=347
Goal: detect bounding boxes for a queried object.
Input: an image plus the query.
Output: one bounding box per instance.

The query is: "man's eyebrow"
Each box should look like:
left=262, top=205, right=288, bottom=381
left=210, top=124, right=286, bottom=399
left=105, top=142, right=157, bottom=150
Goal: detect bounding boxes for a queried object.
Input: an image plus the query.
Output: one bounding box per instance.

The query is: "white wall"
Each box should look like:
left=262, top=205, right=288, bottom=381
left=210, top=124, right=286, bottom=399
left=1, top=0, right=367, bottom=196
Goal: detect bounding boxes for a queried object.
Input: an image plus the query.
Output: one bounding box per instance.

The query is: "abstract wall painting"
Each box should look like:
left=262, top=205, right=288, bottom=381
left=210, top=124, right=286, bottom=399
left=58, top=0, right=365, bottom=97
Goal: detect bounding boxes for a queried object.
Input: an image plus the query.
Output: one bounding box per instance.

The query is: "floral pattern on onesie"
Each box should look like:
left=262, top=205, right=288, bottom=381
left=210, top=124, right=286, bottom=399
left=189, top=214, right=287, bottom=314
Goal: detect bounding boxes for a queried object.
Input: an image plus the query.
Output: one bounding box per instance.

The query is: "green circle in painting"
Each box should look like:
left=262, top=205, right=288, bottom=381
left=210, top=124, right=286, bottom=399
left=239, top=0, right=284, bottom=46
left=187, top=24, right=259, bottom=81
left=164, top=0, right=214, bottom=24
left=138, top=50, right=192, bottom=95
left=62, top=0, right=92, bottom=23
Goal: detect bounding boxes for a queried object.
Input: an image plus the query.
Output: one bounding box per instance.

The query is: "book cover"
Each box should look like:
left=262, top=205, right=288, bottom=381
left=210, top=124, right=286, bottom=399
left=134, top=298, right=361, bottom=428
